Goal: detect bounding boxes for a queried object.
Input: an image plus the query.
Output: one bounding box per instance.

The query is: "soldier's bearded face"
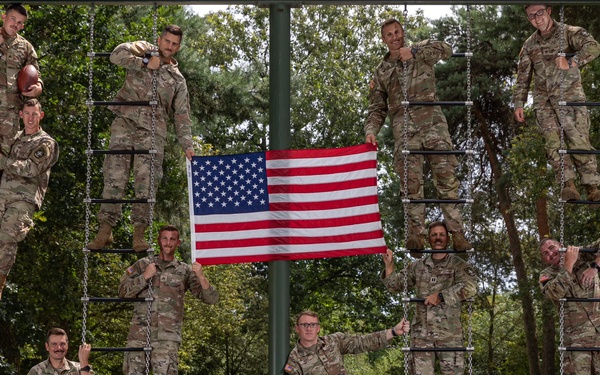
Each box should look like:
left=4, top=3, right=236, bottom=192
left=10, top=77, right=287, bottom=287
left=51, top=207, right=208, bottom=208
left=381, top=22, right=404, bottom=53
left=157, top=32, right=181, bottom=59
left=540, top=240, right=560, bottom=266
left=45, top=335, right=68, bottom=362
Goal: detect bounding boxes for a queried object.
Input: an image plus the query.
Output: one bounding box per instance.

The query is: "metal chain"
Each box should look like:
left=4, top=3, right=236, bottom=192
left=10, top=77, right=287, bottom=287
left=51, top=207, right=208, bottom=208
left=144, top=6, right=159, bottom=375
left=81, top=2, right=96, bottom=346
left=465, top=6, right=474, bottom=374
left=558, top=5, right=566, bottom=375
left=401, top=7, right=411, bottom=375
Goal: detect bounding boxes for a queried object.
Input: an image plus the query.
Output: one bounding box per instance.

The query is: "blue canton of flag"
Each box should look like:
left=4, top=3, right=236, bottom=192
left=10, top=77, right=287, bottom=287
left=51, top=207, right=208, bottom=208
left=191, top=153, right=270, bottom=216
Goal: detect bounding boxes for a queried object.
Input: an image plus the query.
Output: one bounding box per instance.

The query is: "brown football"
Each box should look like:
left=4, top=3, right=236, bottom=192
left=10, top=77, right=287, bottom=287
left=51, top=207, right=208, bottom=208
left=17, top=64, right=38, bottom=93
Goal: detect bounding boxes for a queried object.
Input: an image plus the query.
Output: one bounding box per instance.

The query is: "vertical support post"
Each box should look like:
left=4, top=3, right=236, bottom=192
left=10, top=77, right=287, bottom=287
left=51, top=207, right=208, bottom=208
left=268, top=3, right=291, bottom=375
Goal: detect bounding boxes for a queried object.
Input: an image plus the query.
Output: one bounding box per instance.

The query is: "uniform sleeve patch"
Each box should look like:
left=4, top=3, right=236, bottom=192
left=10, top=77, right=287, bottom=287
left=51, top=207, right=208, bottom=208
left=33, top=145, right=48, bottom=160
left=465, top=267, right=475, bottom=277
left=127, top=266, right=135, bottom=275
left=284, top=364, right=293, bottom=373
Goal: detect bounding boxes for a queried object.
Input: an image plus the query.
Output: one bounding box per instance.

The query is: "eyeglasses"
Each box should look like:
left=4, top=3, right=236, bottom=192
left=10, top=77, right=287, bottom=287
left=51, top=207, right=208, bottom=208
left=297, top=323, right=319, bottom=329
left=527, top=8, right=548, bottom=21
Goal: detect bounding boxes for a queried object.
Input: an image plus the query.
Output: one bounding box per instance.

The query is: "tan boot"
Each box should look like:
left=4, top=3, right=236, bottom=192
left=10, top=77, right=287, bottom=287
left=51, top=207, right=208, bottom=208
left=86, top=222, right=113, bottom=250
left=133, top=225, right=150, bottom=252
left=562, top=179, right=581, bottom=201
left=585, top=185, right=600, bottom=202
left=451, top=231, right=473, bottom=252
left=406, top=234, right=425, bottom=258
left=0, top=275, right=6, bottom=300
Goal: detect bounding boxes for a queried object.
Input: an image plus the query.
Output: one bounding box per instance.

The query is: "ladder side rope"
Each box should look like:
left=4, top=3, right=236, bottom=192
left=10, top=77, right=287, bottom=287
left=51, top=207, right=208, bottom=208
left=558, top=4, right=566, bottom=375
left=82, top=2, right=96, bottom=346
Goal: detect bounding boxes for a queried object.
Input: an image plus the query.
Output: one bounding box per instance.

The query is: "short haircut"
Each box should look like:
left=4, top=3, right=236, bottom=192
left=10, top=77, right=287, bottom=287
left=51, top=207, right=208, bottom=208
left=158, top=224, right=180, bottom=239
left=23, top=98, right=41, bottom=111
left=380, top=18, right=403, bottom=38
left=296, top=310, right=319, bottom=325
left=428, top=221, right=449, bottom=236
left=6, top=3, right=27, bottom=18
left=46, top=328, right=68, bottom=343
left=524, top=4, right=552, bottom=10
left=539, top=237, right=558, bottom=251
left=162, top=24, right=183, bottom=41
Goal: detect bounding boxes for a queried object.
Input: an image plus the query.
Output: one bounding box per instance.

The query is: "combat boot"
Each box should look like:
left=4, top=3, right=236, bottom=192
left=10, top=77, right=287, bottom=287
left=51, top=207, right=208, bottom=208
left=585, top=185, right=600, bottom=202
left=561, top=179, right=581, bottom=201
left=0, top=274, right=6, bottom=300
left=451, top=231, right=473, bottom=252
left=133, top=225, right=150, bottom=252
left=406, top=234, right=425, bottom=258
left=86, top=222, right=113, bottom=250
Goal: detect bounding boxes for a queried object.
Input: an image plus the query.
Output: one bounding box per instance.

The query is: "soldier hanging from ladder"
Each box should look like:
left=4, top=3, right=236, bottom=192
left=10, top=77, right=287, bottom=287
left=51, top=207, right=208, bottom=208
left=86, top=24, right=195, bottom=252
left=364, top=17, right=473, bottom=255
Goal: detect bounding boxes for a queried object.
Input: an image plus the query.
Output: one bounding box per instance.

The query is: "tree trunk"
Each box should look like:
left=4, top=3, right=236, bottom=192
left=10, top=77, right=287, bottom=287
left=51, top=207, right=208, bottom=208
left=536, top=194, right=556, bottom=375
left=475, top=108, right=542, bottom=375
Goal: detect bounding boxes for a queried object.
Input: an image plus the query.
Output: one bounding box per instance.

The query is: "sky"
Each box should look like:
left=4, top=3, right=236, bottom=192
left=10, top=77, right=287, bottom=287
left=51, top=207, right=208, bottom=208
left=189, top=5, right=453, bottom=19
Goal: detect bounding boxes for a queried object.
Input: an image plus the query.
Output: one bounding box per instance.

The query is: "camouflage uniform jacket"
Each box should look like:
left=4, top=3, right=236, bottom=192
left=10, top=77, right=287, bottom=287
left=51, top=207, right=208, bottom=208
left=119, top=255, right=219, bottom=343
left=364, top=39, right=452, bottom=138
left=284, top=331, right=389, bottom=375
left=27, top=358, right=92, bottom=375
left=513, top=21, right=600, bottom=109
left=109, top=41, right=193, bottom=151
left=382, top=254, right=478, bottom=341
left=0, top=128, right=58, bottom=209
left=540, top=248, right=600, bottom=341
left=0, top=33, right=40, bottom=110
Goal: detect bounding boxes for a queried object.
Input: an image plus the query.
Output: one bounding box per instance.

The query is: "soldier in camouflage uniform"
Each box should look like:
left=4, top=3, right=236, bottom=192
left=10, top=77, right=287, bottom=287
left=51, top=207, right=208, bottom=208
left=119, top=225, right=218, bottom=375
left=381, top=221, right=478, bottom=375
left=514, top=4, right=600, bottom=202
left=0, top=4, right=43, bottom=172
left=87, top=25, right=194, bottom=252
left=27, top=327, right=93, bottom=375
left=0, top=99, right=58, bottom=299
left=539, top=238, right=600, bottom=374
left=284, top=310, right=409, bottom=374
left=365, top=18, right=471, bottom=254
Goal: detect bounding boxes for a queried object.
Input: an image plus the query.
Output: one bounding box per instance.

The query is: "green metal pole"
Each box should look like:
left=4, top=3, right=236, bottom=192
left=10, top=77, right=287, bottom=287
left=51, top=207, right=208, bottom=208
left=268, top=3, right=291, bottom=375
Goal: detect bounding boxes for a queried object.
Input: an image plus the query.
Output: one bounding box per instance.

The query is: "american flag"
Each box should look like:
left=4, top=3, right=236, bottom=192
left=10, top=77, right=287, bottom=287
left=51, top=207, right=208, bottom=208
left=187, top=143, right=387, bottom=265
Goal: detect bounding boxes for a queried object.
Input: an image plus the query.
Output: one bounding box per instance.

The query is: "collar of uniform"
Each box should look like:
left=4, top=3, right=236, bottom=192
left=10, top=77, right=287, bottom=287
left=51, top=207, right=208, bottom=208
left=534, top=19, right=559, bottom=41
left=43, top=357, right=75, bottom=372
left=423, top=253, right=452, bottom=267
left=295, top=337, right=323, bottom=354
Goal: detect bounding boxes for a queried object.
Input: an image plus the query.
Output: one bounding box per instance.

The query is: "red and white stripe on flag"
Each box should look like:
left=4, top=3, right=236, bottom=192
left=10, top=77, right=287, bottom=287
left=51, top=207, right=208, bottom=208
left=187, top=143, right=387, bottom=265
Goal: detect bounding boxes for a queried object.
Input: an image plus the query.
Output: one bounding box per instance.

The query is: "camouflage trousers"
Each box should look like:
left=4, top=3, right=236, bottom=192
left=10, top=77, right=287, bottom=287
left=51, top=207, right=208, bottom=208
left=563, top=335, right=600, bottom=374
left=0, top=109, right=21, bottom=171
left=408, top=338, right=464, bottom=375
left=98, top=116, right=165, bottom=227
left=392, top=112, right=464, bottom=236
left=0, top=200, right=35, bottom=276
left=535, top=101, right=600, bottom=186
left=124, top=340, right=179, bottom=375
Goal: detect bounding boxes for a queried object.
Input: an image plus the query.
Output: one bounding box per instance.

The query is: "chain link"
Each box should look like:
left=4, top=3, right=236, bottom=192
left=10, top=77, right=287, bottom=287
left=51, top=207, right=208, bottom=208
left=144, top=5, right=159, bottom=375
left=465, top=6, right=474, bottom=374
left=558, top=6, right=566, bottom=375
left=81, top=2, right=96, bottom=346
left=401, top=7, right=411, bottom=375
